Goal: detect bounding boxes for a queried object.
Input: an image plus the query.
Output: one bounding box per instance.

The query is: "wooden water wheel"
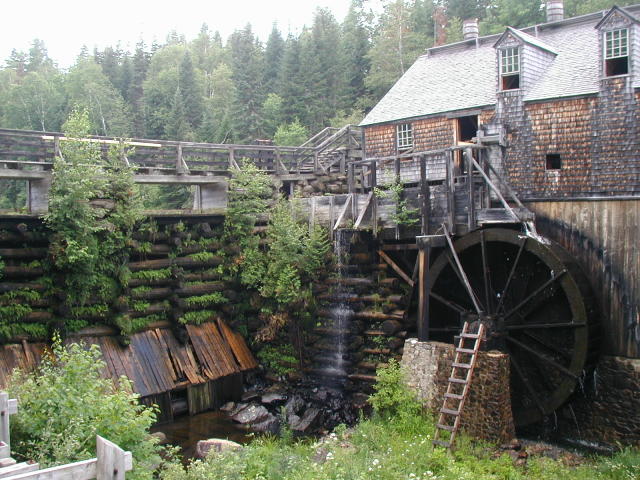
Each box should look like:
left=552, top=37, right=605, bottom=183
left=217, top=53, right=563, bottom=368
left=427, top=227, right=598, bottom=426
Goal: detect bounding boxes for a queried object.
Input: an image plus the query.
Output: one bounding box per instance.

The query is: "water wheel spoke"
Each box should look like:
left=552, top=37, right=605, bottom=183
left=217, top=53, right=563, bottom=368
left=503, top=270, right=566, bottom=321
left=510, top=355, right=546, bottom=414
left=521, top=330, right=572, bottom=361
left=496, top=237, right=527, bottom=314
left=480, top=230, right=492, bottom=313
left=506, top=321, right=585, bottom=330
left=430, top=291, right=473, bottom=316
left=505, top=335, right=578, bottom=380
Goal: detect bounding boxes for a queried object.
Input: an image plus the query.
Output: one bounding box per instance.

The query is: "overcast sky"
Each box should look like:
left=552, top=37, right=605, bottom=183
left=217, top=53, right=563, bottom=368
left=1, top=0, right=363, bottom=69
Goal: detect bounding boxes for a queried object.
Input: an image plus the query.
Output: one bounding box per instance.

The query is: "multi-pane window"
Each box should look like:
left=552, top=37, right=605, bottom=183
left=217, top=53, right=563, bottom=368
left=500, top=47, right=520, bottom=90
left=397, top=123, right=413, bottom=150
left=604, top=28, right=629, bottom=76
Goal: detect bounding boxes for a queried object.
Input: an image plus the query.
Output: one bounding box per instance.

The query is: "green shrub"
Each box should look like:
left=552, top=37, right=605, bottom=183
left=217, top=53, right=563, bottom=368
left=368, top=359, right=422, bottom=421
left=8, top=336, right=171, bottom=480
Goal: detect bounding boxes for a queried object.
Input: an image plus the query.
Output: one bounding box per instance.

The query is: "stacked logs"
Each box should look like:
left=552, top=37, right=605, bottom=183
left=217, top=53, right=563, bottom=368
left=306, top=231, right=414, bottom=399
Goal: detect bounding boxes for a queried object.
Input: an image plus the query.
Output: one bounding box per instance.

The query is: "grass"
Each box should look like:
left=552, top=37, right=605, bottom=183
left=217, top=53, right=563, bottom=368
left=160, top=413, right=640, bottom=480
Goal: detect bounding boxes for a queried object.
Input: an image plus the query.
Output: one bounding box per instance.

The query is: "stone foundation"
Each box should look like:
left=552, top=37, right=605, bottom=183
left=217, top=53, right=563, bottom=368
left=559, top=356, right=640, bottom=447
left=401, top=339, right=515, bottom=444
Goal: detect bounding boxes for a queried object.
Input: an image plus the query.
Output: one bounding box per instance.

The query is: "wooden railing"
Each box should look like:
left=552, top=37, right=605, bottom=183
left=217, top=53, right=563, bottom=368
left=0, top=128, right=318, bottom=176
left=0, top=393, right=133, bottom=480
left=0, top=125, right=364, bottom=178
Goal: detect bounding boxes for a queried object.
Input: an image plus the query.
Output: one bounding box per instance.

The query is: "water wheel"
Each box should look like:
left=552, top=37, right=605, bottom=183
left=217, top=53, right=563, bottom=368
left=427, top=227, right=598, bottom=426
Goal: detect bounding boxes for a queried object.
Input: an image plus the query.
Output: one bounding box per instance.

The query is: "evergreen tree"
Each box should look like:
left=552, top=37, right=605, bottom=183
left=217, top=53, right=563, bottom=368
left=26, top=39, right=52, bottom=72
left=340, top=0, right=373, bottom=110
left=166, top=86, right=192, bottom=141
left=229, top=24, right=265, bottom=142
left=263, top=24, right=285, bottom=95
left=129, top=41, right=149, bottom=137
left=178, top=51, right=203, bottom=129
left=6, top=50, right=27, bottom=78
left=199, top=63, right=235, bottom=143
left=365, top=0, right=429, bottom=101
left=278, top=35, right=305, bottom=124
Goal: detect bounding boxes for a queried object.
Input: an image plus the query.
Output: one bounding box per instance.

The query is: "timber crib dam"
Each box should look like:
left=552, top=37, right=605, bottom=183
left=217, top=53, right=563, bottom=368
left=0, top=215, right=258, bottom=423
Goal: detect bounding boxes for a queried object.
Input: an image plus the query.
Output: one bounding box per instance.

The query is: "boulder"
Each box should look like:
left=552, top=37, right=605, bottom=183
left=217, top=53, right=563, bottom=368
left=261, top=392, right=286, bottom=405
left=241, top=390, right=262, bottom=402
left=232, top=404, right=270, bottom=425
left=150, top=431, right=167, bottom=444
left=291, top=407, right=321, bottom=432
left=284, top=395, right=305, bottom=417
left=195, top=439, right=243, bottom=459
left=252, top=414, right=280, bottom=434
left=219, top=401, right=236, bottom=413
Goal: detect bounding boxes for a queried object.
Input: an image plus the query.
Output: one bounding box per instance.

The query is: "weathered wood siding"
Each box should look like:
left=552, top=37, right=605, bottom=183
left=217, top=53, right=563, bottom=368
left=527, top=199, right=640, bottom=358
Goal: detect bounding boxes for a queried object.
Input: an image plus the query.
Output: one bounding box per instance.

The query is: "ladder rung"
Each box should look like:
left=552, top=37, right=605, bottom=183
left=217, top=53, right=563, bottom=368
left=456, top=348, right=475, bottom=354
left=432, top=440, right=451, bottom=448
left=436, top=424, right=455, bottom=432
left=448, top=377, right=467, bottom=384
left=460, top=333, right=480, bottom=339
left=444, top=392, right=464, bottom=400
left=440, top=407, right=460, bottom=416
left=452, top=362, right=472, bottom=369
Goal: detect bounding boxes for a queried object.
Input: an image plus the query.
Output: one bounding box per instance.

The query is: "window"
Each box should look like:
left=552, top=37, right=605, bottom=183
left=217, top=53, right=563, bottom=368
left=604, top=28, right=629, bottom=76
left=545, top=154, right=561, bottom=170
left=396, top=123, right=413, bottom=151
left=500, top=47, right=520, bottom=90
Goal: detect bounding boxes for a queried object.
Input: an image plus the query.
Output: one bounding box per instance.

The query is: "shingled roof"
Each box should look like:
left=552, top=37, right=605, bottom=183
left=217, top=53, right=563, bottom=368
left=361, top=5, right=640, bottom=126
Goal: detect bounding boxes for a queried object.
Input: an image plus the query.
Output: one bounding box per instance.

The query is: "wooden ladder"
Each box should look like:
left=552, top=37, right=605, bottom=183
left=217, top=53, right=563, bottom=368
left=432, top=321, right=485, bottom=450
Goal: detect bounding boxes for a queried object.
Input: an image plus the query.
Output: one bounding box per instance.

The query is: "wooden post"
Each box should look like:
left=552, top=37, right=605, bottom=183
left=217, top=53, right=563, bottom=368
left=310, top=196, right=316, bottom=232
left=370, top=160, right=377, bottom=191
left=0, top=392, right=9, bottom=452
left=340, top=152, right=346, bottom=174
left=228, top=148, right=234, bottom=169
left=329, top=196, right=334, bottom=240
left=176, top=144, right=184, bottom=174
left=417, top=246, right=430, bottom=341
left=447, top=150, right=455, bottom=233
left=420, top=156, right=430, bottom=235
left=96, top=436, right=132, bottom=480
left=394, top=157, right=401, bottom=183
left=347, top=163, right=355, bottom=194
left=314, top=151, right=319, bottom=174
left=371, top=159, right=378, bottom=236
left=466, top=148, right=475, bottom=231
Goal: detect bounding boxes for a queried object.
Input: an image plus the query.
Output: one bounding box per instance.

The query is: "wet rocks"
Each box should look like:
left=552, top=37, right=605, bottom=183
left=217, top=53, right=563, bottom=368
left=195, top=438, right=243, bottom=459
left=290, top=407, right=321, bottom=432
left=231, top=404, right=271, bottom=425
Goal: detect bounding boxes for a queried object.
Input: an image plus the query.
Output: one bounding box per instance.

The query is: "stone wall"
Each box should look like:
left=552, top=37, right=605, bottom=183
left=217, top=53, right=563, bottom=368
left=559, top=356, right=640, bottom=446
left=401, top=339, right=515, bottom=444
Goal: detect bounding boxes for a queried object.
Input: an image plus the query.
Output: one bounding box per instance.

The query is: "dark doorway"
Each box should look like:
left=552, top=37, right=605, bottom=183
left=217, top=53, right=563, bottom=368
left=455, top=115, right=478, bottom=174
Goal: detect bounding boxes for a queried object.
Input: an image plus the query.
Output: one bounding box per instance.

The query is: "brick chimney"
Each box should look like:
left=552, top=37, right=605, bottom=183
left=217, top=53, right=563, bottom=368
left=463, top=18, right=479, bottom=40
left=546, top=0, right=564, bottom=22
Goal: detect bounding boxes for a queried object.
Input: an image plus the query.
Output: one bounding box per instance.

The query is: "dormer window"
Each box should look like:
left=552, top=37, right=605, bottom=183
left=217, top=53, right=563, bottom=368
left=604, top=28, right=629, bottom=76
left=397, top=123, right=413, bottom=151
left=500, top=47, right=520, bottom=90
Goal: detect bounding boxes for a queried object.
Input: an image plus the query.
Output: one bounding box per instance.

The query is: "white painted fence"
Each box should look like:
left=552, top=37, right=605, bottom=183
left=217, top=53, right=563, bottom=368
left=0, top=393, right=132, bottom=480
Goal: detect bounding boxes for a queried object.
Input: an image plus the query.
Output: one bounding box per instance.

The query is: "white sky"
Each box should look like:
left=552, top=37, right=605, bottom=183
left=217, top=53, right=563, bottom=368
left=1, top=0, right=358, bottom=69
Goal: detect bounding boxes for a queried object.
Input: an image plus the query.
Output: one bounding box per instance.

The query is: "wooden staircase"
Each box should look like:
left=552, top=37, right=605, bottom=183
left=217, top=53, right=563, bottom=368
left=432, top=322, right=485, bottom=450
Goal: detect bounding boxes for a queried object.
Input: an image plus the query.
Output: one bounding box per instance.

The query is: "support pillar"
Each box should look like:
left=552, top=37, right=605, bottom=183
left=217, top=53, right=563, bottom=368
left=193, top=182, right=228, bottom=211
left=416, top=235, right=446, bottom=341
left=28, top=177, right=52, bottom=214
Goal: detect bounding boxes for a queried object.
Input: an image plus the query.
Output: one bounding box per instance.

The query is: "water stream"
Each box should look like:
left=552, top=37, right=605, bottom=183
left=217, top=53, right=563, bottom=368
left=319, top=229, right=355, bottom=381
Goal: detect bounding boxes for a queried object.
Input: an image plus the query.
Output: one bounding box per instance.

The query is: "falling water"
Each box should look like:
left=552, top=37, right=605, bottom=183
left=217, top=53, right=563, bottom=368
left=320, top=229, right=355, bottom=381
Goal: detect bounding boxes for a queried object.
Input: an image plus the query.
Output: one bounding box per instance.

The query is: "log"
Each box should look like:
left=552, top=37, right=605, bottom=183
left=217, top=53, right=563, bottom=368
left=388, top=338, right=405, bottom=350
left=0, top=283, right=46, bottom=293
left=183, top=271, right=222, bottom=282
left=24, top=311, right=54, bottom=322
left=128, top=303, right=169, bottom=318
left=128, top=255, right=222, bottom=272
left=353, top=310, right=403, bottom=322
left=128, top=277, right=175, bottom=288
left=381, top=319, right=403, bottom=335
left=2, top=266, right=44, bottom=278
left=0, top=248, right=47, bottom=259
left=131, top=287, right=172, bottom=300
left=176, top=282, right=225, bottom=296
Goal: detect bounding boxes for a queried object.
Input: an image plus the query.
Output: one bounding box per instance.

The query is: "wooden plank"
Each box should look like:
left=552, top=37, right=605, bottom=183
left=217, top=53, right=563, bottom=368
left=0, top=393, right=9, bottom=448
left=4, top=460, right=96, bottom=480
left=333, top=195, right=352, bottom=231
left=96, top=436, right=132, bottom=480
left=466, top=150, right=475, bottom=230
left=378, top=250, right=414, bottom=287
left=0, top=462, right=39, bottom=479
left=354, top=192, right=373, bottom=229
left=417, top=248, right=430, bottom=341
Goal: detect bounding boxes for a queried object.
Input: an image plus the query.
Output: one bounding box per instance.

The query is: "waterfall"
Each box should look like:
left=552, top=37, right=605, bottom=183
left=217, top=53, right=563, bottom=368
left=322, top=229, right=354, bottom=379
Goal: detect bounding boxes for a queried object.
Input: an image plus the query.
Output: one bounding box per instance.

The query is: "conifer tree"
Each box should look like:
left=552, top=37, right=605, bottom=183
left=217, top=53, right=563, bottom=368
left=264, top=24, right=285, bottom=95
left=179, top=51, right=203, bottom=129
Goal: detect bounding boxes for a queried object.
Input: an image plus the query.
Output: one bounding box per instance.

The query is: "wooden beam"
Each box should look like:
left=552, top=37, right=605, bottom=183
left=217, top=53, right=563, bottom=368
left=354, top=192, right=373, bottom=229
left=378, top=250, right=414, bottom=287
left=417, top=247, right=430, bottom=341
left=333, top=195, right=352, bottom=231
left=466, top=149, right=475, bottom=230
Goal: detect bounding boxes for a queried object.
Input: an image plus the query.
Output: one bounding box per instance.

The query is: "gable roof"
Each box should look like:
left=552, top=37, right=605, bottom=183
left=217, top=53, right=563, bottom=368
left=595, top=4, right=640, bottom=29
left=361, top=5, right=640, bottom=126
left=495, top=27, right=557, bottom=55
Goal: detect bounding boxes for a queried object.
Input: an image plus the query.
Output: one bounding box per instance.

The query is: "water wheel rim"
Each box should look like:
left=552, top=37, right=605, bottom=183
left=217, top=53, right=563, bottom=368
left=428, top=227, right=595, bottom=426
